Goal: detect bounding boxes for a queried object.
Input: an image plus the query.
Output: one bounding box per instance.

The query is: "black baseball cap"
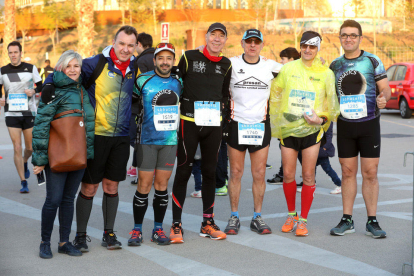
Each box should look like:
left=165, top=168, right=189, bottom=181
left=207, top=23, right=227, bottom=36
left=242, top=29, right=263, bottom=41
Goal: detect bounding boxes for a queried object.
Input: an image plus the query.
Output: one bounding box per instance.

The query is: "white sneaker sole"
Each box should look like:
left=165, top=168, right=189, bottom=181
left=331, top=229, right=355, bottom=236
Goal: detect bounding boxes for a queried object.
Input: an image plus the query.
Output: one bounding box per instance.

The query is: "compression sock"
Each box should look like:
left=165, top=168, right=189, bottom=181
left=153, top=189, right=168, bottom=228
left=231, top=211, right=239, bottom=218
left=301, top=184, right=316, bottom=219
left=76, top=192, right=94, bottom=234
left=102, top=192, right=119, bottom=232
left=283, top=180, right=297, bottom=213
left=133, top=191, right=148, bottom=227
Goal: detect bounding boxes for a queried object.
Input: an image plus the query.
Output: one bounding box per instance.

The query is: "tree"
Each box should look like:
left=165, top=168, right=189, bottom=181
left=2, top=0, right=16, bottom=66
left=390, top=0, right=409, bottom=31
left=179, top=0, right=205, bottom=48
left=15, top=8, right=33, bottom=57
left=363, top=0, right=381, bottom=55
left=304, top=0, right=331, bottom=34
left=41, top=0, right=74, bottom=57
left=350, top=0, right=363, bottom=18
left=292, top=0, right=304, bottom=49
left=76, top=0, right=96, bottom=57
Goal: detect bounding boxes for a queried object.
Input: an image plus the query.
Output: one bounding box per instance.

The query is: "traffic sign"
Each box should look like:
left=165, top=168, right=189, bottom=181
left=161, top=23, right=169, bottom=43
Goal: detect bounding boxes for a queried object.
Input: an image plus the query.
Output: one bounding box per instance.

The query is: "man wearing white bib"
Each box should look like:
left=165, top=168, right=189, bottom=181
left=223, top=29, right=282, bottom=235
left=329, top=20, right=390, bottom=238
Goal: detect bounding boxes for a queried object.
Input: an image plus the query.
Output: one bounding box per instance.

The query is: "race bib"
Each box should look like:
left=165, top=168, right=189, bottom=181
left=8, top=93, right=28, bottom=111
left=288, top=90, right=315, bottom=116
left=194, top=101, right=220, bottom=126
left=153, top=105, right=179, bottom=131
left=340, top=95, right=367, bottom=119
left=238, top=122, right=264, bottom=145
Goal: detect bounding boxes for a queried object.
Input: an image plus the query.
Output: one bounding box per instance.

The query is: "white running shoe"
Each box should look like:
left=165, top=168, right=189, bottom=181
left=330, top=186, right=342, bottom=194
left=190, top=190, right=202, bottom=198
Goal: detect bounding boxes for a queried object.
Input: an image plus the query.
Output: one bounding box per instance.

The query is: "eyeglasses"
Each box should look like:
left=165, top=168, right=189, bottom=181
left=340, top=33, right=361, bottom=39
left=245, top=38, right=262, bottom=45
left=156, top=43, right=175, bottom=51
left=300, top=44, right=317, bottom=50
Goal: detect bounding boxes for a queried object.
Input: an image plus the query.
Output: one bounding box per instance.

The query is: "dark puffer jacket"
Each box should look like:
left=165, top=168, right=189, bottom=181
left=32, top=71, right=95, bottom=166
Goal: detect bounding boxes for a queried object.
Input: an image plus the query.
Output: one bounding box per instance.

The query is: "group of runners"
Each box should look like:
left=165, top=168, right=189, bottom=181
left=0, top=19, right=390, bottom=253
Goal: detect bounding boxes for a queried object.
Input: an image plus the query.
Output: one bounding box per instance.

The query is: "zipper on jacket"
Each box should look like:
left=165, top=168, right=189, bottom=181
left=113, top=74, right=126, bottom=136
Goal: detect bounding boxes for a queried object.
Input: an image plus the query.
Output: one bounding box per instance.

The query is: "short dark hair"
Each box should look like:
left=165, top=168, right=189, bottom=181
left=137, top=33, right=153, bottom=48
left=280, top=47, right=300, bottom=60
left=45, top=59, right=51, bottom=65
left=7, top=41, right=22, bottom=52
left=114, top=25, right=138, bottom=44
left=340, top=20, right=362, bottom=36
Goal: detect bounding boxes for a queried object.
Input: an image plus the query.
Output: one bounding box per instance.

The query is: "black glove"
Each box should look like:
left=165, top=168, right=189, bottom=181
left=41, top=83, right=56, bottom=104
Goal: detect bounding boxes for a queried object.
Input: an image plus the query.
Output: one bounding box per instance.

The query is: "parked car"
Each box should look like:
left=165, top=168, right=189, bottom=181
left=385, top=62, right=414, bottom=118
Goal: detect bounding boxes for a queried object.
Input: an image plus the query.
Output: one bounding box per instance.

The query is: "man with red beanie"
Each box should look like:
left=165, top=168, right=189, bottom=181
left=170, top=23, right=232, bottom=243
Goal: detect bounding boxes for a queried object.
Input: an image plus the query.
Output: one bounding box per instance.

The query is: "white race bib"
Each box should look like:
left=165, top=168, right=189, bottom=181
left=340, top=95, right=367, bottom=120
left=238, top=122, right=265, bottom=145
left=288, top=89, right=315, bottom=116
left=8, top=93, right=28, bottom=111
left=194, top=101, right=220, bottom=126
left=153, top=105, right=179, bottom=131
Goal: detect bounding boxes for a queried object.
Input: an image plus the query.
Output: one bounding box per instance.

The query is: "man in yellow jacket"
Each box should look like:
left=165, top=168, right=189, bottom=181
left=269, top=31, right=340, bottom=236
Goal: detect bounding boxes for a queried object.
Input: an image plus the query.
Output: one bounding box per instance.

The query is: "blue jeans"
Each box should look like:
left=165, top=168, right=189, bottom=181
left=41, top=165, right=84, bottom=243
left=316, top=157, right=341, bottom=186
left=192, top=159, right=202, bottom=191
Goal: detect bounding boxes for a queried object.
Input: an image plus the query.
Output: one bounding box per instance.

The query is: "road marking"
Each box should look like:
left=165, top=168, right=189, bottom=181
left=381, top=118, right=414, bottom=129
left=377, top=212, right=412, bottom=221
left=0, top=144, right=13, bottom=150
left=0, top=196, right=237, bottom=276
left=94, top=197, right=396, bottom=276
left=388, top=186, right=413, bottom=191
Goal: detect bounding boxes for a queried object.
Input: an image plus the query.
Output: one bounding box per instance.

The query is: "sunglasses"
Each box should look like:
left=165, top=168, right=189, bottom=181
left=300, top=44, right=317, bottom=50
left=156, top=43, right=175, bottom=51
left=340, top=33, right=361, bottom=40
left=245, top=38, right=262, bottom=45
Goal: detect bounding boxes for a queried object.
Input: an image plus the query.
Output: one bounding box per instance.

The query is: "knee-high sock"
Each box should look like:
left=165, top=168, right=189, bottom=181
left=102, top=192, right=119, bottom=232
left=153, top=189, right=168, bottom=227
left=283, top=180, right=297, bottom=213
left=133, top=190, right=148, bottom=226
left=76, top=192, right=93, bottom=234
left=301, top=185, right=316, bottom=219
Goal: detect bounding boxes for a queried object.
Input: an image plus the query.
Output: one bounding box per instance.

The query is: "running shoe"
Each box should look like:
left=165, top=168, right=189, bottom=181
left=58, top=242, right=82, bottom=256
left=330, top=217, right=355, bottom=236
left=127, top=167, right=137, bottom=177
left=295, top=219, right=308, bottom=236
left=151, top=228, right=171, bottom=245
left=200, top=219, right=226, bottom=240
left=73, top=234, right=91, bottom=252
left=250, top=216, right=272, bottom=234
left=215, top=186, right=228, bottom=196
left=128, top=228, right=142, bottom=246
left=330, top=186, right=342, bottom=194
left=169, top=222, right=184, bottom=244
left=366, top=220, right=386, bottom=239
left=224, top=215, right=240, bottom=235
left=131, top=178, right=137, bottom=185
left=266, top=164, right=272, bottom=170
left=281, top=213, right=299, bottom=233
left=39, top=241, right=53, bottom=259
left=190, top=190, right=202, bottom=198
left=267, top=174, right=283, bottom=185
left=20, top=180, right=29, bottom=193
left=101, top=232, right=122, bottom=250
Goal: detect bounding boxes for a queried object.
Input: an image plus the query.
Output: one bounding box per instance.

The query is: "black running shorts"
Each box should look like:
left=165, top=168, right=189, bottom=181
left=337, top=116, right=381, bottom=158
left=82, top=135, right=130, bottom=184
left=5, top=116, right=35, bottom=130
left=226, top=120, right=271, bottom=153
left=281, top=129, right=325, bottom=151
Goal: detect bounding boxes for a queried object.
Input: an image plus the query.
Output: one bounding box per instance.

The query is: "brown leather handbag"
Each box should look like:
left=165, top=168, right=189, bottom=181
left=48, top=89, right=87, bottom=173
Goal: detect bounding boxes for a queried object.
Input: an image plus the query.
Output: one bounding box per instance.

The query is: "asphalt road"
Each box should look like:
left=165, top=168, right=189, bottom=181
left=1, top=110, right=414, bottom=276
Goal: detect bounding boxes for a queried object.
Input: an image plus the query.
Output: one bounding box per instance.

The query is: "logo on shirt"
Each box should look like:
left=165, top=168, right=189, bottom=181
left=348, top=63, right=355, bottom=67
left=215, top=65, right=222, bottom=74
left=152, top=89, right=179, bottom=107
left=309, top=76, right=321, bottom=81
left=238, top=69, right=245, bottom=74
left=291, top=75, right=300, bottom=79
left=24, top=68, right=28, bottom=71
left=193, top=61, right=206, bottom=73
left=108, top=71, right=116, bottom=78
left=235, top=77, right=268, bottom=88
left=337, top=70, right=367, bottom=96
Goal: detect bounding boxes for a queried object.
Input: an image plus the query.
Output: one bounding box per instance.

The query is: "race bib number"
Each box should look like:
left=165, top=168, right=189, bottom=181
left=194, top=101, right=220, bottom=126
left=153, top=105, right=179, bottom=131
left=8, top=93, right=28, bottom=111
left=340, top=95, right=367, bottom=119
left=238, top=122, right=264, bottom=145
left=288, top=90, right=315, bottom=116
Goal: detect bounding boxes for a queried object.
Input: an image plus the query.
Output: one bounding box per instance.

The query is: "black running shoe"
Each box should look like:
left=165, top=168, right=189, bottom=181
left=267, top=174, right=283, bottom=185
left=101, top=232, right=122, bottom=250
left=250, top=216, right=272, bottom=234
left=131, top=179, right=137, bottom=185
left=266, top=164, right=272, bottom=170
left=224, top=216, right=241, bottom=235
left=73, top=234, right=91, bottom=252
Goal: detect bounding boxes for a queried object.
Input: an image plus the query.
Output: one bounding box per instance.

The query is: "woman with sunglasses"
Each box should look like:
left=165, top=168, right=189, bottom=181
left=269, top=31, right=339, bottom=236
